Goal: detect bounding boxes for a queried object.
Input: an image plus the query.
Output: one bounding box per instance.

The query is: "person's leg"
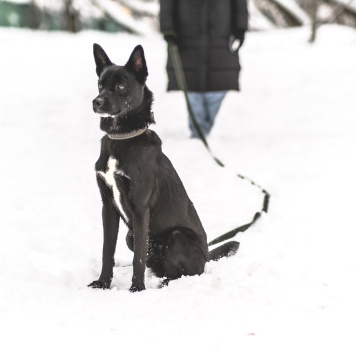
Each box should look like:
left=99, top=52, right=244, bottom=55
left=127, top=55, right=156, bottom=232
left=187, top=92, right=208, bottom=138
left=204, top=91, right=227, bottom=135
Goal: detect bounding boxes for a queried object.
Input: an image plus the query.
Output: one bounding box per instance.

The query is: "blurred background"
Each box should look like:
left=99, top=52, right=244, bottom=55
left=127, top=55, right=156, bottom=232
left=0, top=0, right=355, bottom=38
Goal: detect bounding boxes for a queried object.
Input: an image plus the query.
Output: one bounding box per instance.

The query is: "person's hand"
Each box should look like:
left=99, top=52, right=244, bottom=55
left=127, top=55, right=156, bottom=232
left=229, top=30, right=245, bottom=52
left=234, top=30, right=245, bottom=47
left=164, top=34, right=177, bottom=44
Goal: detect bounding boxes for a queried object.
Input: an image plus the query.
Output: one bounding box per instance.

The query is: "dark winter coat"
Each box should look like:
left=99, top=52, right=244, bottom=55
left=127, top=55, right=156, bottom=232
left=159, top=0, right=248, bottom=92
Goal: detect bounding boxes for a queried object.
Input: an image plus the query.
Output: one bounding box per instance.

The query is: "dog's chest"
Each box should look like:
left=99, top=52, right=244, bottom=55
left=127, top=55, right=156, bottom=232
left=97, top=157, right=129, bottom=221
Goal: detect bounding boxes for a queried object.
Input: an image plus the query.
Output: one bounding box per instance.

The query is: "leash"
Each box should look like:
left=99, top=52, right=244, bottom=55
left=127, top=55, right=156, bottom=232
left=168, top=41, right=270, bottom=247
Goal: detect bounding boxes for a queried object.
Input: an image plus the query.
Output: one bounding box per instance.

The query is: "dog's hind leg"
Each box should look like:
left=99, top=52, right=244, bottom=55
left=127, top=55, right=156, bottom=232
left=163, top=229, right=207, bottom=282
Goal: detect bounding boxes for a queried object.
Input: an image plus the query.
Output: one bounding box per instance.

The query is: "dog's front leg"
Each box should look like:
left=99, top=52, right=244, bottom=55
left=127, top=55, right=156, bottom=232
left=89, top=202, right=120, bottom=289
left=129, top=207, right=149, bottom=292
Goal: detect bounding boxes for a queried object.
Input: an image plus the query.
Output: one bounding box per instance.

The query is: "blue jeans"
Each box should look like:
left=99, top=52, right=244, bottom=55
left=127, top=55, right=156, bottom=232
left=187, top=92, right=227, bottom=137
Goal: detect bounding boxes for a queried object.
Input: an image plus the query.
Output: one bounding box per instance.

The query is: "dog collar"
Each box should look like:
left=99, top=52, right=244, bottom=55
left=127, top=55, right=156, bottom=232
left=107, top=127, right=148, bottom=140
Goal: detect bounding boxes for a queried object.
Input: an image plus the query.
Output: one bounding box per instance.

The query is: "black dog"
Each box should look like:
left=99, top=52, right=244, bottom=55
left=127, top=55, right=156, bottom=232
left=88, top=44, right=239, bottom=292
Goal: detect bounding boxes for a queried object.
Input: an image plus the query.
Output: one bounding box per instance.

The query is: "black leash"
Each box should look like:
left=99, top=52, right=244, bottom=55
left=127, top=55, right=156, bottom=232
left=168, top=42, right=270, bottom=247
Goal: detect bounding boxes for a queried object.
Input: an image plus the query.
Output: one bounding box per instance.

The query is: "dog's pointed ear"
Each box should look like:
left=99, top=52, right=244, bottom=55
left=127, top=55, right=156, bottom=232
left=125, top=45, right=148, bottom=83
left=93, top=43, right=112, bottom=77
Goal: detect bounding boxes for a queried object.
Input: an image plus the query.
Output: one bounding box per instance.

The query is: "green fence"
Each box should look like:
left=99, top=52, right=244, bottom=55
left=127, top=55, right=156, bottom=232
left=0, top=1, right=126, bottom=32
left=0, top=1, right=38, bottom=28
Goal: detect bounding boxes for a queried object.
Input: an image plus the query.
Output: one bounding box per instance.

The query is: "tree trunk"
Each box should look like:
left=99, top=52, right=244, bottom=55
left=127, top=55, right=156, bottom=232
left=309, top=0, right=319, bottom=43
left=64, top=0, right=78, bottom=33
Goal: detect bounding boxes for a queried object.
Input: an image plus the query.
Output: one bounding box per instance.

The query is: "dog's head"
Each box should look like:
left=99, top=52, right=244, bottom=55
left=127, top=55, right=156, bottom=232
left=92, top=44, right=153, bottom=132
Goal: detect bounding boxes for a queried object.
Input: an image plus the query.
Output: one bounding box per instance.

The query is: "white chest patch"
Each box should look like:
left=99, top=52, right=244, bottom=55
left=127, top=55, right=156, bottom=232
left=97, top=157, right=129, bottom=221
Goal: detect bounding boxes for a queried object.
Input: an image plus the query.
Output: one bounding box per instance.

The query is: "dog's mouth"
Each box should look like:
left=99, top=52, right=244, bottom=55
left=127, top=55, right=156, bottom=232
left=96, top=111, right=121, bottom=118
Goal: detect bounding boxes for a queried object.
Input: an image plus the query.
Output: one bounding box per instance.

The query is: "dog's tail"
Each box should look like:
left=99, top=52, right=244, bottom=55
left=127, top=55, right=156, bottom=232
left=208, top=241, right=240, bottom=262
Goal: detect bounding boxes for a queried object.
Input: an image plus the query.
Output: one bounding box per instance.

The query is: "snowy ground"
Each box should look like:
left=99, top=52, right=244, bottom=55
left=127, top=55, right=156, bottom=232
left=0, top=25, right=356, bottom=355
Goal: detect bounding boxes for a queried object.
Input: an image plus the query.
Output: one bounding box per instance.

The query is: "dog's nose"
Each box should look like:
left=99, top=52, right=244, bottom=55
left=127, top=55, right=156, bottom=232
left=92, top=97, right=104, bottom=111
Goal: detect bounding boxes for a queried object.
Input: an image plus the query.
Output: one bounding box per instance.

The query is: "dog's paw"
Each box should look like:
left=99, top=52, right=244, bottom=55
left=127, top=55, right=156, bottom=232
left=159, top=278, right=171, bottom=288
left=129, top=284, right=145, bottom=293
left=88, top=280, right=111, bottom=290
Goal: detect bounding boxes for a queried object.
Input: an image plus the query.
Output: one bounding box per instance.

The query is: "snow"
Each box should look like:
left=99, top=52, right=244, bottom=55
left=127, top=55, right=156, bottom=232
left=1, top=25, right=356, bottom=355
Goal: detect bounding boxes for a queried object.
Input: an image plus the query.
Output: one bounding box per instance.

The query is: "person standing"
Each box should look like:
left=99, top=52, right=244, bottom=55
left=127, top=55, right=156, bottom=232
left=159, top=0, right=248, bottom=138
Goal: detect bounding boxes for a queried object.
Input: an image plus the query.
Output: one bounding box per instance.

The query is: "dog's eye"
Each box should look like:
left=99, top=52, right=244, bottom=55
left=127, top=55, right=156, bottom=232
left=115, top=84, right=125, bottom=91
left=98, top=82, right=103, bottom=89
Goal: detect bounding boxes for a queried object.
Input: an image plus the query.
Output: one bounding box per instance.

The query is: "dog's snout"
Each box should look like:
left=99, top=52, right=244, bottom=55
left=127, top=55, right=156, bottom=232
left=92, top=97, right=104, bottom=111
